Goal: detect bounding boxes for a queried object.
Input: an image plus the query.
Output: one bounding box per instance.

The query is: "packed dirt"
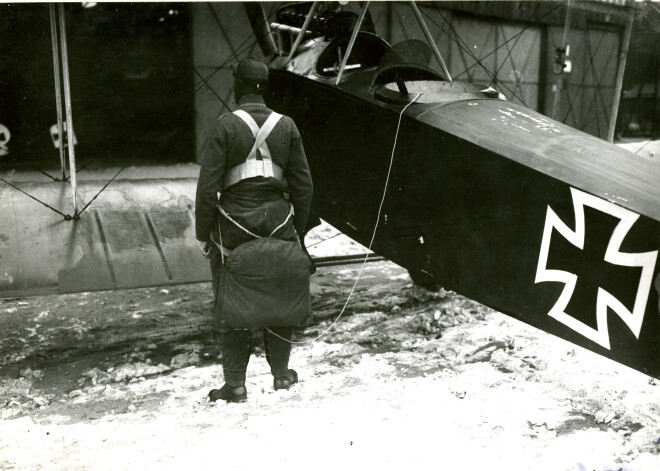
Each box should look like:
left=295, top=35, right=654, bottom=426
left=0, top=224, right=659, bottom=471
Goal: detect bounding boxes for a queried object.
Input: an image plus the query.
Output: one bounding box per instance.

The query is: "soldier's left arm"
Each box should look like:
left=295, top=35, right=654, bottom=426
left=195, top=118, right=229, bottom=242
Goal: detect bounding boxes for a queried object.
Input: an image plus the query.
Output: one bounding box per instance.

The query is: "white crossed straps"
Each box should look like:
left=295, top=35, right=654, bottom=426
left=222, top=109, right=286, bottom=189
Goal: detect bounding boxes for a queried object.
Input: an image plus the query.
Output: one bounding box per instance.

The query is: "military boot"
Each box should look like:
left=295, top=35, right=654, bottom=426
left=209, top=329, right=251, bottom=403
left=265, top=326, right=299, bottom=390
left=273, top=369, right=298, bottom=391
left=209, top=384, right=247, bottom=403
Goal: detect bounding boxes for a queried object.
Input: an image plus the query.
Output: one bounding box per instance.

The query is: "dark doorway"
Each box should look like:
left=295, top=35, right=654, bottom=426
left=0, top=3, right=194, bottom=164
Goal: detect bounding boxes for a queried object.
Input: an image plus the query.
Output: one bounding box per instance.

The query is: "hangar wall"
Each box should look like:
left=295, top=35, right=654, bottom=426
left=191, top=2, right=278, bottom=161
left=191, top=2, right=627, bottom=162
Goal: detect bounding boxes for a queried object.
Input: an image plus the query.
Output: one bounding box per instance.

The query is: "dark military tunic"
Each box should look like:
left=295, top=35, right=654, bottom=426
left=195, top=95, right=313, bottom=249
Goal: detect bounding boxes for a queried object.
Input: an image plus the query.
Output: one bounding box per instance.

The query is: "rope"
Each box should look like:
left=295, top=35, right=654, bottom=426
left=217, top=202, right=294, bottom=239
left=265, top=93, right=422, bottom=345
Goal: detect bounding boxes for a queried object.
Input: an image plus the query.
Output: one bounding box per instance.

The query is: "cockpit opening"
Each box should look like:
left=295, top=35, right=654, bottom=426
left=315, top=32, right=390, bottom=78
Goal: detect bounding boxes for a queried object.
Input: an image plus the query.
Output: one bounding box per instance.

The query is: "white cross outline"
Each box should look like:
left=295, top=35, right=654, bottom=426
left=535, top=187, right=658, bottom=350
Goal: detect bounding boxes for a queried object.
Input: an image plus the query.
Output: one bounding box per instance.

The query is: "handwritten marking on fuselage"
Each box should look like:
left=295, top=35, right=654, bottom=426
left=497, top=108, right=561, bottom=134
left=604, top=192, right=629, bottom=204
left=535, top=187, right=658, bottom=350
left=497, top=111, right=531, bottom=133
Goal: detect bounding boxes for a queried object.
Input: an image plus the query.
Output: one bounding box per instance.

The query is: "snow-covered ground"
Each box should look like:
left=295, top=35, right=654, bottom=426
left=305, top=219, right=370, bottom=257
left=0, top=221, right=658, bottom=471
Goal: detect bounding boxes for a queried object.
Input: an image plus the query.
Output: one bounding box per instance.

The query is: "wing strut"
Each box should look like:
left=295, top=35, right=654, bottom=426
left=243, top=3, right=277, bottom=56
left=550, top=0, right=573, bottom=120
left=607, top=6, right=635, bottom=143
left=58, top=3, right=79, bottom=215
left=335, top=1, right=371, bottom=85
left=287, top=1, right=319, bottom=63
left=409, top=1, right=452, bottom=81
left=48, top=3, right=79, bottom=215
left=48, top=4, right=66, bottom=181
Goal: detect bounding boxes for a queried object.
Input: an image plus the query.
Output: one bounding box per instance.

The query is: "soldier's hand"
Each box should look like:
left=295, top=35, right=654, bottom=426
left=199, top=241, right=211, bottom=259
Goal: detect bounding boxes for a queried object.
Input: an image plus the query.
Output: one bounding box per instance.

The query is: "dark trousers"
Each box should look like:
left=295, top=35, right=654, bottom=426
left=210, top=247, right=295, bottom=387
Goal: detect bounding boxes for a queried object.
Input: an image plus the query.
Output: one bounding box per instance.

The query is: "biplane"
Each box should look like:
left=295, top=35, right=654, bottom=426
left=1, top=2, right=659, bottom=380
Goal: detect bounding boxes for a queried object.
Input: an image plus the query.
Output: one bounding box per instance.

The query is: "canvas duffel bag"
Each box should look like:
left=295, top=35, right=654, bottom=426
left=217, top=236, right=311, bottom=329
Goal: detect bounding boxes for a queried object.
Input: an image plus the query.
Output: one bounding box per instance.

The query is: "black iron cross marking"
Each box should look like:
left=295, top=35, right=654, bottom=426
left=535, top=188, right=657, bottom=350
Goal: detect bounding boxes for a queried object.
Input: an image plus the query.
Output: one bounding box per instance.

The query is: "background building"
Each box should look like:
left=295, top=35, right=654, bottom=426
left=0, top=2, right=656, bottom=164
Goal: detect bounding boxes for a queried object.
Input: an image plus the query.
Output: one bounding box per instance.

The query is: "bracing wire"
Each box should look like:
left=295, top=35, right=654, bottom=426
left=576, top=16, right=621, bottom=136
left=561, top=19, right=607, bottom=126
left=0, top=164, right=125, bottom=220
left=30, top=159, right=93, bottom=183
left=446, top=1, right=561, bottom=78
left=67, top=160, right=93, bottom=181
left=585, top=20, right=601, bottom=137
left=580, top=90, right=616, bottom=137
left=0, top=177, right=68, bottom=218
left=76, top=165, right=126, bottom=216
left=207, top=2, right=241, bottom=60
left=425, top=7, right=525, bottom=105
left=306, top=232, right=342, bottom=249
left=426, top=2, right=565, bottom=106
left=30, top=166, right=61, bottom=183
left=194, top=29, right=266, bottom=94
left=265, top=93, right=422, bottom=345
left=193, top=68, right=233, bottom=111
left=2, top=6, right=276, bottom=221
left=1, top=7, right=277, bottom=219
left=194, top=4, right=280, bottom=95
left=489, top=3, right=540, bottom=88
left=632, top=139, right=652, bottom=156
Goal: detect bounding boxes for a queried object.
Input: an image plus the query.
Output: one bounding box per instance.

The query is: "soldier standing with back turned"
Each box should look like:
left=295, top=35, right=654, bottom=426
left=195, top=58, right=314, bottom=403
